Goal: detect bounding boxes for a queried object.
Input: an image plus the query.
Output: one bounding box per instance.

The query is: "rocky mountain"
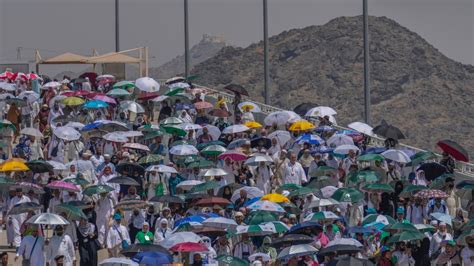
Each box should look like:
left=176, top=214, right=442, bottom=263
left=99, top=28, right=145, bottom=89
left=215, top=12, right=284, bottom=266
left=190, top=16, right=474, bottom=156
left=149, top=34, right=226, bottom=79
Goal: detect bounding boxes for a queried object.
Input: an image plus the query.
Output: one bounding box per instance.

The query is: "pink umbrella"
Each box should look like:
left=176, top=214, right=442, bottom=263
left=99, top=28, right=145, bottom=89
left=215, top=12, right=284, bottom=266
left=27, top=73, right=40, bottom=80
left=14, top=182, right=45, bottom=193
left=47, top=180, right=80, bottom=192
left=194, top=101, right=213, bottom=110
left=123, top=143, right=151, bottom=152
left=93, top=95, right=116, bottom=104
left=218, top=150, right=248, bottom=161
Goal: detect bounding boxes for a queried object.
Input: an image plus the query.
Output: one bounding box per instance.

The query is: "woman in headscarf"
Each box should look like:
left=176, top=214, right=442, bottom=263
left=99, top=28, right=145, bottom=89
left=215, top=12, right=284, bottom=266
left=199, top=236, right=217, bottom=264
left=6, top=102, right=21, bottom=142
left=76, top=217, right=99, bottom=266
left=12, top=136, right=32, bottom=160
left=257, top=236, right=277, bottom=263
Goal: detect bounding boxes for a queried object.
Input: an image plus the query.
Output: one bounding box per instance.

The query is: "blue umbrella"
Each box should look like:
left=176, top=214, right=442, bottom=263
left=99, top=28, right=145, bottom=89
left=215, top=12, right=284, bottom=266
left=81, top=121, right=103, bottom=131
left=295, top=134, right=324, bottom=145
left=132, top=251, right=172, bottom=266
left=227, top=138, right=249, bottom=149
left=83, top=100, right=109, bottom=109
left=310, top=146, right=334, bottom=154
left=362, top=147, right=386, bottom=155
left=243, top=196, right=262, bottom=207
left=315, top=126, right=335, bottom=133
left=198, top=212, right=221, bottom=218
left=288, top=221, right=323, bottom=234
left=174, top=215, right=206, bottom=228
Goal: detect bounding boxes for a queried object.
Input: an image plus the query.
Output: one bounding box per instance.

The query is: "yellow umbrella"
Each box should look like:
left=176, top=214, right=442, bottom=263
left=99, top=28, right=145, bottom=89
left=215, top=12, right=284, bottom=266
left=288, top=120, right=315, bottom=131
left=244, top=121, right=262, bottom=129
left=61, top=96, right=85, bottom=106
left=261, top=193, right=290, bottom=203
left=0, top=159, right=29, bottom=172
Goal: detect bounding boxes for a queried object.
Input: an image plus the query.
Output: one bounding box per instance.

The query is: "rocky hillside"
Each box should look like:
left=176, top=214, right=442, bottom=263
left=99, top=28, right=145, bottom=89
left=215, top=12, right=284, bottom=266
left=150, top=34, right=226, bottom=79
left=191, top=16, right=474, bottom=155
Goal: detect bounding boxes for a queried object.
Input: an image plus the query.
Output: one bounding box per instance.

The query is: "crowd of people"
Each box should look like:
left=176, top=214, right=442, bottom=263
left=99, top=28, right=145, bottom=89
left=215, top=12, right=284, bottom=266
left=0, top=69, right=472, bottom=266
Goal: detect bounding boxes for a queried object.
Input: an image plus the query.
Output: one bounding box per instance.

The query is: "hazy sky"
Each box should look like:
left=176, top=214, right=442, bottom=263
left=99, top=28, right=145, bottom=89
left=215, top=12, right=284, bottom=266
left=1, top=0, right=473, bottom=75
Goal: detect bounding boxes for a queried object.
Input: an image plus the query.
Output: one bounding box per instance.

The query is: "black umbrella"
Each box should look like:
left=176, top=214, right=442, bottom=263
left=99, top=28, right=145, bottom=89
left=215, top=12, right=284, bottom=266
left=327, top=257, right=374, bottom=266
left=318, top=245, right=364, bottom=256
left=149, top=195, right=185, bottom=204
left=372, top=120, right=405, bottom=140
left=52, top=115, right=74, bottom=124
left=107, top=176, right=140, bottom=186
left=121, top=244, right=171, bottom=257
left=293, top=102, right=316, bottom=116
left=250, top=137, right=271, bottom=149
left=67, top=200, right=93, bottom=209
left=8, top=202, right=41, bottom=215
left=224, top=84, right=249, bottom=96
left=417, top=162, right=447, bottom=181
left=271, top=234, right=314, bottom=249
left=116, top=163, right=145, bottom=176
left=26, top=160, right=54, bottom=173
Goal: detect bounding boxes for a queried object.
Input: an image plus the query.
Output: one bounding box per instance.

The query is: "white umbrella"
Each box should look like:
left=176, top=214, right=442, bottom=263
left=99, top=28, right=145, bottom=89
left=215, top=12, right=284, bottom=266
left=20, top=127, right=43, bottom=138
left=47, top=160, right=66, bottom=171
left=199, top=168, right=228, bottom=177
left=158, top=232, right=201, bottom=249
left=238, top=101, right=261, bottom=113
left=103, top=132, right=129, bottom=143
left=26, top=213, right=69, bottom=225
left=99, top=258, right=138, bottom=266
left=180, top=123, right=202, bottom=131
left=267, top=130, right=292, bottom=146
left=277, top=244, right=318, bottom=260
left=176, top=180, right=203, bottom=190
left=307, top=198, right=340, bottom=209
left=97, top=74, right=115, bottom=80
left=120, top=101, right=145, bottom=113
left=231, top=187, right=264, bottom=202
left=0, top=93, right=14, bottom=100
left=264, top=111, right=300, bottom=126
left=381, top=149, right=411, bottom=163
left=326, top=134, right=354, bottom=147
left=320, top=186, right=338, bottom=198
left=64, top=122, right=85, bottom=130
left=18, top=91, right=40, bottom=103
left=348, top=122, right=374, bottom=136
left=168, top=82, right=190, bottom=89
left=135, top=77, right=160, bottom=92
left=170, top=144, right=199, bottom=156
left=0, top=82, right=16, bottom=91
left=244, top=154, right=274, bottom=166
left=197, top=125, right=221, bottom=140
left=146, top=164, right=178, bottom=174
left=333, top=144, right=360, bottom=155
left=222, top=124, right=250, bottom=134
left=43, top=81, right=62, bottom=88
left=249, top=253, right=271, bottom=262
left=247, top=200, right=286, bottom=213
left=326, top=238, right=363, bottom=247
left=202, top=217, right=238, bottom=229
left=53, top=126, right=80, bottom=141
left=123, top=143, right=150, bottom=152
left=118, top=131, right=143, bottom=138
left=152, top=95, right=169, bottom=102
left=305, top=106, right=337, bottom=117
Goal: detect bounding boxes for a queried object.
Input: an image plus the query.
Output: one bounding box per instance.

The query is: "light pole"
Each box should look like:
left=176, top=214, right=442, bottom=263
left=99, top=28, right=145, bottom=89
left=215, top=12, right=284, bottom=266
left=363, top=0, right=371, bottom=124
left=184, top=0, right=190, bottom=78
left=115, top=0, right=120, bottom=52
left=263, top=0, right=269, bottom=104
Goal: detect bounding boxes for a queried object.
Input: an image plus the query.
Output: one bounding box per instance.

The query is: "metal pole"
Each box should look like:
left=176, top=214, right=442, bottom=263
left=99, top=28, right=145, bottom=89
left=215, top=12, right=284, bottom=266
left=263, top=0, right=269, bottom=104
left=115, top=0, right=120, bottom=52
left=184, top=0, right=190, bottom=78
left=363, top=0, right=370, bottom=124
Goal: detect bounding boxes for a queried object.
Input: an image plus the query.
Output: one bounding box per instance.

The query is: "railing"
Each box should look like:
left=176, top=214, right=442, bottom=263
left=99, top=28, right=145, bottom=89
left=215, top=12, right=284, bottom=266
left=189, top=83, right=474, bottom=178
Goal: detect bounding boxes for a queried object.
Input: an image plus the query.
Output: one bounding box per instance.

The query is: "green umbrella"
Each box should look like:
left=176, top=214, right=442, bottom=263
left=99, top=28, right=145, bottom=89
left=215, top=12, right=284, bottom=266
left=143, top=130, right=165, bottom=140
left=56, top=203, right=87, bottom=220
left=138, top=154, right=164, bottom=165
left=414, top=224, right=436, bottom=233
left=171, top=140, right=190, bottom=147
left=201, top=145, right=227, bottom=156
left=107, top=88, right=131, bottom=97
left=349, top=170, right=379, bottom=183
left=161, top=125, right=186, bottom=137
left=186, top=158, right=215, bottom=169
left=362, top=183, right=394, bottom=193
left=246, top=211, right=278, bottom=225
left=399, top=184, right=428, bottom=198
left=429, top=173, right=455, bottom=189
left=357, top=153, right=384, bottom=162
left=276, top=183, right=302, bottom=193
left=189, top=180, right=219, bottom=193
left=456, top=229, right=474, bottom=246
left=8, top=202, right=41, bottom=215
left=406, top=151, right=437, bottom=166
left=0, top=120, right=16, bottom=132
left=288, top=187, right=314, bottom=198
left=139, top=124, right=161, bottom=132
left=196, top=141, right=226, bottom=151
left=165, top=87, right=186, bottom=96
left=387, top=231, right=425, bottom=243
left=185, top=75, right=199, bottom=82
left=83, top=185, right=115, bottom=196
left=113, top=80, right=135, bottom=90
left=63, top=176, right=90, bottom=186
left=331, top=188, right=364, bottom=203
left=306, top=176, right=337, bottom=189
left=176, top=155, right=201, bottom=165
left=279, top=201, right=301, bottom=214
left=0, top=176, right=16, bottom=187
left=362, top=214, right=396, bottom=226
left=309, top=165, right=337, bottom=177
left=383, top=222, right=418, bottom=232
left=215, top=255, right=249, bottom=266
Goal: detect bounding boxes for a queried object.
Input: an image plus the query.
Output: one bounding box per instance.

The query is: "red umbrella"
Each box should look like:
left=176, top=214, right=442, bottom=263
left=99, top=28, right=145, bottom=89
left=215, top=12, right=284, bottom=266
left=170, top=242, right=208, bottom=252
left=194, top=101, right=213, bottom=110
left=414, top=189, right=448, bottom=199
left=11, top=72, right=27, bottom=81
left=62, top=90, right=90, bottom=97
left=437, top=140, right=469, bottom=162
left=138, top=92, right=160, bottom=100
left=195, top=197, right=231, bottom=206
left=218, top=150, right=247, bottom=161
left=0, top=71, right=14, bottom=79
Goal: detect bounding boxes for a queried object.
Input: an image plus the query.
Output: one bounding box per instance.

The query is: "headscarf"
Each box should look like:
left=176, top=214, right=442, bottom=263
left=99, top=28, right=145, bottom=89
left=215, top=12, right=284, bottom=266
left=13, top=136, right=32, bottom=160
left=78, top=220, right=93, bottom=237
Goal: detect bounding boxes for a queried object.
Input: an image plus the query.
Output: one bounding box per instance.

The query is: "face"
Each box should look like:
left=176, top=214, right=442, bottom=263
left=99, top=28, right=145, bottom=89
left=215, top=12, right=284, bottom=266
left=56, top=228, right=64, bottom=236
left=143, top=224, right=149, bottom=232
left=16, top=190, right=23, bottom=197
left=439, top=224, right=447, bottom=232
left=1, top=254, right=7, bottom=264
left=290, top=154, right=297, bottom=163
left=161, top=222, right=167, bottom=228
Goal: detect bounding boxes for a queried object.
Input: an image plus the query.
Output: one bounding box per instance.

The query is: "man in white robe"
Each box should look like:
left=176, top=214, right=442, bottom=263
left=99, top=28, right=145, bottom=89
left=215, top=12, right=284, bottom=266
left=7, top=188, right=31, bottom=248
left=45, top=225, right=76, bottom=266
left=95, top=192, right=114, bottom=246
left=15, top=224, right=45, bottom=266
left=107, top=213, right=131, bottom=257
left=282, top=152, right=307, bottom=185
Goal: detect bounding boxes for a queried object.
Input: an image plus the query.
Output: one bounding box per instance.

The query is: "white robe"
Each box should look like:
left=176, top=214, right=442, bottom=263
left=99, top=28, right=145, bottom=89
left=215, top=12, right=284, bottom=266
left=255, top=166, right=273, bottom=194
left=282, top=162, right=307, bottom=185
left=46, top=234, right=76, bottom=266
left=95, top=196, right=114, bottom=245
left=153, top=227, right=172, bottom=244
left=16, top=235, right=45, bottom=266
left=107, top=223, right=130, bottom=251
left=7, top=195, right=31, bottom=247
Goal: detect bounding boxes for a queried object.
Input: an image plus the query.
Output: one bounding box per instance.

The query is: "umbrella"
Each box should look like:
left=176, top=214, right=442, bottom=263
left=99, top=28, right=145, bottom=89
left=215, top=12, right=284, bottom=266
left=83, top=100, right=109, bottom=109
left=418, top=162, right=448, bottom=181
left=158, top=232, right=202, bottom=249
left=362, top=214, right=396, bottom=226
left=190, top=180, right=220, bottom=193
left=26, top=160, right=53, bottom=173
left=293, top=102, right=315, bottom=116
left=430, top=212, right=453, bottom=226
left=215, top=255, right=249, bottom=266
left=382, top=222, right=418, bottom=232
left=295, top=134, right=324, bottom=145
left=288, top=120, right=315, bottom=131
left=244, top=121, right=262, bottom=129
left=123, top=143, right=150, bottom=152
left=348, top=170, right=379, bottom=184
left=372, top=120, right=405, bottom=140
left=20, top=127, right=43, bottom=139
left=261, top=193, right=289, bottom=203
left=138, top=154, right=164, bottom=165
left=248, top=200, right=286, bottom=213
left=348, top=121, right=374, bottom=136
left=288, top=187, right=314, bottom=198
left=327, top=257, right=374, bottom=266
left=250, top=137, right=271, bottom=149
left=53, top=126, right=80, bottom=141
left=414, top=189, right=448, bottom=199
left=222, top=124, right=250, bottom=134
left=267, top=130, right=292, bottom=146
left=113, top=80, right=135, bottom=90
left=245, top=211, right=278, bottom=225
left=271, top=234, right=314, bottom=249
left=277, top=244, right=318, bottom=260
left=196, top=197, right=231, bottom=207
left=381, top=149, right=411, bottom=163
left=161, top=125, right=187, bottom=136
left=26, top=213, right=69, bottom=225
left=318, top=238, right=363, bottom=256
left=304, top=211, right=340, bottom=222
left=107, top=88, right=131, bottom=97
left=362, top=183, right=394, bottom=193
left=331, top=188, right=364, bottom=203
left=146, top=164, right=177, bottom=174
left=326, top=134, right=354, bottom=147
left=8, top=202, right=41, bottom=215
left=0, top=119, right=16, bottom=131
left=387, top=231, right=426, bottom=243
left=120, top=101, right=145, bottom=113
left=55, top=203, right=87, bottom=220
left=102, top=132, right=129, bottom=143
left=209, top=109, right=231, bottom=118
left=399, top=184, right=429, bottom=198
left=135, top=77, right=160, bottom=92
left=121, top=243, right=171, bottom=258
left=63, top=176, right=90, bottom=186
left=115, top=200, right=148, bottom=211
left=115, top=163, right=145, bottom=176
left=203, top=217, right=238, bottom=229
left=305, top=106, right=337, bottom=117
left=13, top=181, right=44, bottom=193
left=47, top=180, right=80, bottom=192
left=0, top=176, right=15, bottom=187
left=149, top=195, right=185, bottom=204
left=218, top=150, right=248, bottom=161
left=100, top=257, right=138, bottom=266
left=334, top=144, right=360, bottom=155
left=194, top=101, right=213, bottom=109
left=347, top=226, right=376, bottom=234
left=107, top=176, right=140, bottom=186
left=307, top=198, right=340, bottom=208
left=308, top=166, right=338, bottom=178
left=132, top=251, right=171, bottom=265
left=244, top=154, right=273, bottom=166
left=227, top=138, right=250, bottom=150
left=264, top=111, right=299, bottom=126
left=235, top=224, right=275, bottom=236
left=176, top=180, right=203, bottom=191
left=231, top=187, right=264, bottom=202
left=169, top=144, right=199, bottom=156
left=82, top=185, right=115, bottom=196
left=357, top=153, right=384, bottom=162
left=224, top=84, right=249, bottom=96
left=407, top=151, right=437, bottom=166
left=201, top=145, right=227, bottom=156
left=437, top=139, right=469, bottom=162
left=61, top=96, right=85, bottom=106
left=0, top=159, right=29, bottom=172
left=320, top=185, right=338, bottom=198
left=238, top=101, right=261, bottom=113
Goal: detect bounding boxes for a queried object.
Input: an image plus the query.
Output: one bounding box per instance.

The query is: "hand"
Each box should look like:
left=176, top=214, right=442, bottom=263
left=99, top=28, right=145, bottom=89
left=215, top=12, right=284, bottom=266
left=14, top=256, right=18, bottom=262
